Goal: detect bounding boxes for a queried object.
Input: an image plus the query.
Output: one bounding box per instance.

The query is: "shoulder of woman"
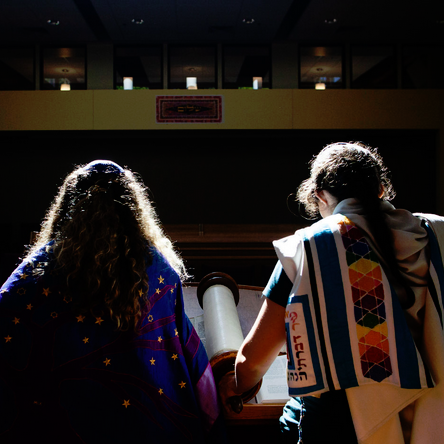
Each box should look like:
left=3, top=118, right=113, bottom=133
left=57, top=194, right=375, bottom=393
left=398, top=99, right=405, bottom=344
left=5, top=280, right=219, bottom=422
left=414, top=212, right=444, bottom=243
left=414, top=212, right=444, bottom=224
left=147, top=245, right=181, bottom=282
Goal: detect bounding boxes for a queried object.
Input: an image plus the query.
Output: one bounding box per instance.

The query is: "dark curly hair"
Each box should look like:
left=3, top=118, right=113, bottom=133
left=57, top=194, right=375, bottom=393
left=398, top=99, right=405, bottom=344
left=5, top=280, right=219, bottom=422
left=28, top=160, right=188, bottom=331
left=297, top=142, right=395, bottom=219
left=296, top=142, right=415, bottom=308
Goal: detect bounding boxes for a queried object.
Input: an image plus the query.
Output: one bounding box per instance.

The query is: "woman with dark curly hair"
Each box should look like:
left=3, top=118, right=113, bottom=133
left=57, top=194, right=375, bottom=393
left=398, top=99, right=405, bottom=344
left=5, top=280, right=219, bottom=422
left=0, top=160, right=223, bottom=443
left=220, top=143, right=444, bottom=444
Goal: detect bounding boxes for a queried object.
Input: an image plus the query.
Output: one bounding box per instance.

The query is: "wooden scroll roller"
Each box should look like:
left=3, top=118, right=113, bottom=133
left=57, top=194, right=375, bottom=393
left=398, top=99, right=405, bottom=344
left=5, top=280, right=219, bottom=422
left=197, top=272, right=261, bottom=404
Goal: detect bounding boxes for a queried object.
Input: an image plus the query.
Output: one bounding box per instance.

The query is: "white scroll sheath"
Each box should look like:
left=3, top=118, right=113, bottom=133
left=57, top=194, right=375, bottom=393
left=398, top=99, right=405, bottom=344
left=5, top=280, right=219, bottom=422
left=202, top=284, right=244, bottom=360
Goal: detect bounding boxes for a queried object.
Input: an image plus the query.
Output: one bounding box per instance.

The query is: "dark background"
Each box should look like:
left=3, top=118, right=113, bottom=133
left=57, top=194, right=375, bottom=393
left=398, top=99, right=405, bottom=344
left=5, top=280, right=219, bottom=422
left=0, top=128, right=437, bottom=285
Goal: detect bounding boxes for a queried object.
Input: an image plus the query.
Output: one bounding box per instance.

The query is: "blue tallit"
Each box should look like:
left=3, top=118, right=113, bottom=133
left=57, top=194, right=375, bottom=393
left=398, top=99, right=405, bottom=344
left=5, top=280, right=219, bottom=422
left=0, top=243, right=223, bottom=443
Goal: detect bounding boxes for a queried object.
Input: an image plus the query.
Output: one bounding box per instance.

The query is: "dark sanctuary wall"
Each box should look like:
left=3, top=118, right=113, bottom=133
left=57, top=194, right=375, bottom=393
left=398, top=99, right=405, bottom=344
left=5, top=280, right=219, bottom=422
left=0, top=129, right=437, bottom=285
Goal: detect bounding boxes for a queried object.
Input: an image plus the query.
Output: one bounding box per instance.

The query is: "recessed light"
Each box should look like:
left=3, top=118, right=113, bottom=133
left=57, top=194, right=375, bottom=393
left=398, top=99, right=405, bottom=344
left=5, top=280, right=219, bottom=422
left=131, top=19, right=144, bottom=25
left=47, top=19, right=60, bottom=26
left=243, top=18, right=255, bottom=24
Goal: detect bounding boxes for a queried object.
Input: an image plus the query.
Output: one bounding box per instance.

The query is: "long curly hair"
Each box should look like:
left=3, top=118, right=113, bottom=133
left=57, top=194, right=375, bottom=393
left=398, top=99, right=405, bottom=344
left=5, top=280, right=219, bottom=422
left=28, top=160, right=188, bottom=331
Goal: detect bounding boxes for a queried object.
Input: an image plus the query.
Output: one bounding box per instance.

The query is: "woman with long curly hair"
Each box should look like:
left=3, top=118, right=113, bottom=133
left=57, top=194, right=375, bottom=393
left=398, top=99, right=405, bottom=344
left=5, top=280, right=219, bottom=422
left=0, top=160, right=223, bottom=443
left=220, top=143, right=444, bottom=444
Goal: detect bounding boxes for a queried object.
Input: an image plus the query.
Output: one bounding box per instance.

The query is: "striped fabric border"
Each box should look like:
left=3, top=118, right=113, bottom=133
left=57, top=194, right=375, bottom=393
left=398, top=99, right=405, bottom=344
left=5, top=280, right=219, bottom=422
left=311, top=220, right=358, bottom=388
left=286, top=294, right=325, bottom=396
left=390, top=280, right=424, bottom=388
left=424, top=222, right=444, bottom=328
left=285, top=214, right=431, bottom=396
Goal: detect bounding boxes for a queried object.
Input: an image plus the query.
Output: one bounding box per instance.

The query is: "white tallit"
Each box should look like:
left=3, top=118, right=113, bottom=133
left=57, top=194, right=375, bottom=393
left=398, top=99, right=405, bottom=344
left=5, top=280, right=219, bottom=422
left=333, top=199, right=444, bottom=444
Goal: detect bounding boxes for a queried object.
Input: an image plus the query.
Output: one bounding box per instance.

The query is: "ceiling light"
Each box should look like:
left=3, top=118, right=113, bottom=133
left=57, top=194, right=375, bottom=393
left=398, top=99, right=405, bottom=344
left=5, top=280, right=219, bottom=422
left=242, top=18, right=255, bottom=24
left=131, top=19, right=144, bottom=25
left=324, top=19, right=337, bottom=24
left=314, top=47, right=327, bottom=57
left=47, top=20, right=60, bottom=26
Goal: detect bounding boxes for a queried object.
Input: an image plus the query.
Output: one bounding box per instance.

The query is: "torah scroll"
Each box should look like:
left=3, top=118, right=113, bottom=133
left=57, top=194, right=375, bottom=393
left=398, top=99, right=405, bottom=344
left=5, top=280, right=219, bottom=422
left=197, top=272, right=261, bottom=402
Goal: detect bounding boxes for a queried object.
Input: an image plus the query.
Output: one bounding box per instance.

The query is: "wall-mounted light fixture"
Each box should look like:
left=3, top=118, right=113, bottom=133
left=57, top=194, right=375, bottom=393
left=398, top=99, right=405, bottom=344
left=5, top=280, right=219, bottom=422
left=187, top=77, right=197, bottom=89
left=123, top=77, right=133, bottom=90
left=253, top=77, right=263, bottom=89
left=60, top=83, right=70, bottom=91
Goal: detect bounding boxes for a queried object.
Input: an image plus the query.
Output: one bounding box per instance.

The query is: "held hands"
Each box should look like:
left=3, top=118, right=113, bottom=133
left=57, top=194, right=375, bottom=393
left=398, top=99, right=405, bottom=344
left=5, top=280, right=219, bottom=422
left=218, top=371, right=244, bottom=414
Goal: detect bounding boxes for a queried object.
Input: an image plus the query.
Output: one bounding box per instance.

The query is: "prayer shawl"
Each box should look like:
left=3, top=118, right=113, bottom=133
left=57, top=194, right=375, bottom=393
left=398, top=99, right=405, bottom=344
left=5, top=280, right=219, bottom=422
left=275, top=213, right=444, bottom=443
left=0, top=244, right=221, bottom=444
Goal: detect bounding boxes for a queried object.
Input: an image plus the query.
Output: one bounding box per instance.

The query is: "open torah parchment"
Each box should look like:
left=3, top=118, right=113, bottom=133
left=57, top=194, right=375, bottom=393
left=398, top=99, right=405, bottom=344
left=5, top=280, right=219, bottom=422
left=256, top=354, right=290, bottom=404
left=183, top=282, right=289, bottom=405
